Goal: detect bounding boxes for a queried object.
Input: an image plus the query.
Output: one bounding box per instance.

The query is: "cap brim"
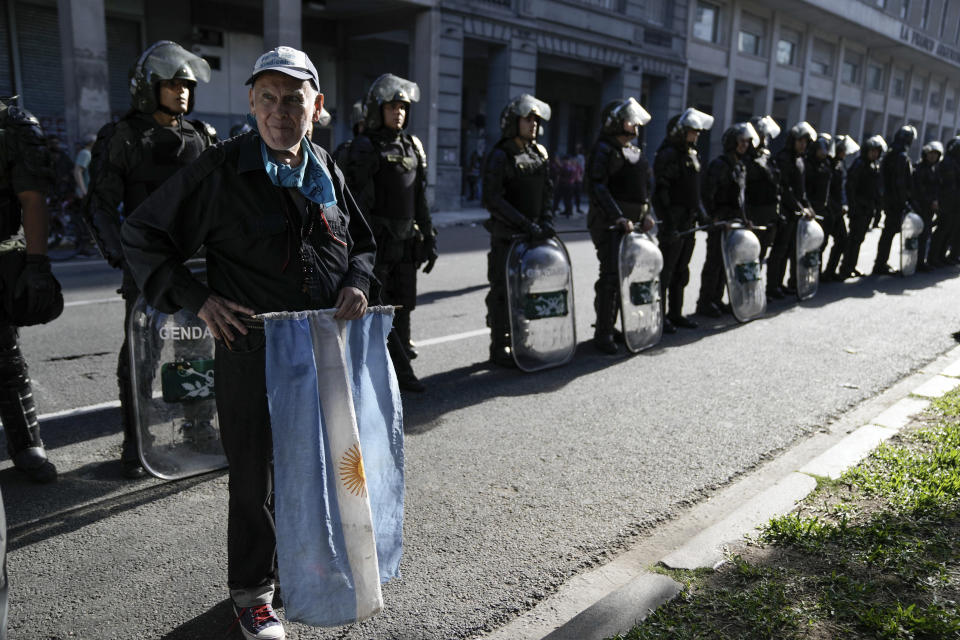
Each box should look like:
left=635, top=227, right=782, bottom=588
left=246, top=67, right=316, bottom=87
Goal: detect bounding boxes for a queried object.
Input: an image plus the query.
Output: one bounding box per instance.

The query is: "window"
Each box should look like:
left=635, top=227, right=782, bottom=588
left=777, top=26, right=801, bottom=65
left=867, top=64, right=885, bottom=91
left=930, top=90, right=941, bottom=107
left=948, top=97, right=956, bottom=111
left=645, top=0, right=667, bottom=25
left=912, top=86, right=924, bottom=104
left=694, top=2, right=720, bottom=43
left=875, top=0, right=887, bottom=7
left=842, top=50, right=862, bottom=85
left=921, top=0, right=931, bottom=29
left=738, top=12, right=765, bottom=56
left=893, top=71, right=906, bottom=96
left=901, top=0, right=911, bottom=20
left=810, top=39, right=834, bottom=76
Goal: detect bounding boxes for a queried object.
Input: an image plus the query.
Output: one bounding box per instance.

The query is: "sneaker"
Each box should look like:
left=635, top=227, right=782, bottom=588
left=232, top=603, right=285, bottom=640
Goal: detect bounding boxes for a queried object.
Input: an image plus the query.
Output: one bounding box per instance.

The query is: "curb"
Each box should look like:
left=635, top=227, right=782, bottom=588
left=483, top=346, right=960, bottom=640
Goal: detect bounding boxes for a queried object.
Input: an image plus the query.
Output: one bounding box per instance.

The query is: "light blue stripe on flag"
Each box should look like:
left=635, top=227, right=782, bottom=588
left=263, top=307, right=403, bottom=627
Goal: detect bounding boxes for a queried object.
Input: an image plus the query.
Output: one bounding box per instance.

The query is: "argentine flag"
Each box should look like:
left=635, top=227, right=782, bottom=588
left=262, top=307, right=404, bottom=627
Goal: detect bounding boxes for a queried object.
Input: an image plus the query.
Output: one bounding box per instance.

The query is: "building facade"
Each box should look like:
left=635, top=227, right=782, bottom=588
left=0, top=0, right=688, bottom=210
left=687, top=0, right=960, bottom=159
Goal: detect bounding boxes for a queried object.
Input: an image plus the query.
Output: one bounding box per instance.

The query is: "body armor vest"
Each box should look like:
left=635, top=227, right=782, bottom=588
left=707, top=154, right=745, bottom=219
left=500, top=140, right=549, bottom=221
left=806, top=156, right=832, bottom=213
left=369, top=130, right=419, bottom=221
left=607, top=143, right=649, bottom=207
left=125, top=119, right=206, bottom=214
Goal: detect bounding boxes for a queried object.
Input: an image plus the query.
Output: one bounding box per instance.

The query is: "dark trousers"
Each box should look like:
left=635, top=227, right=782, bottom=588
left=659, top=232, right=695, bottom=319
left=0, top=325, right=41, bottom=456
left=117, top=269, right=140, bottom=459
left=215, top=332, right=277, bottom=598
left=874, top=204, right=903, bottom=269
left=841, top=212, right=873, bottom=275
left=697, top=228, right=725, bottom=308
left=930, top=209, right=957, bottom=263
left=373, top=244, right=418, bottom=379
left=916, top=208, right=935, bottom=266
left=821, top=210, right=847, bottom=276
left=486, top=238, right=512, bottom=351
left=590, top=227, right=621, bottom=338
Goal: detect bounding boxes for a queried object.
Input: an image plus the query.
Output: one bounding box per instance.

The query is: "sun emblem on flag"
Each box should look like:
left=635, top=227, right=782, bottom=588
left=339, top=444, right=367, bottom=497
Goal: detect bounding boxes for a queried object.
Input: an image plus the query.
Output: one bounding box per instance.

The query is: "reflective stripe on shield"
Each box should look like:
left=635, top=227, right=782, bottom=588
left=128, top=278, right=227, bottom=480
left=506, top=238, right=577, bottom=372
left=795, top=217, right=824, bottom=301
left=721, top=224, right=766, bottom=323
left=900, top=212, right=923, bottom=277
left=618, top=231, right=663, bottom=352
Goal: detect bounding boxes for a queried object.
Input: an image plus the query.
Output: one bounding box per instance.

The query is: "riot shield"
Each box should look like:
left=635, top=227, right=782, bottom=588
left=795, top=217, right=825, bottom=301
left=128, top=290, right=226, bottom=480
left=506, top=237, right=577, bottom=372
left=618, top=231, right=663, bottom=352
left=900, top=211, right=924, bottom=276
left=721, top=224, right=766, bottom=323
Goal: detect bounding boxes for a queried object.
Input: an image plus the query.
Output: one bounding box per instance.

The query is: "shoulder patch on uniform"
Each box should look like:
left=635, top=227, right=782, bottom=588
left=6, top=106, right=40, bottom=126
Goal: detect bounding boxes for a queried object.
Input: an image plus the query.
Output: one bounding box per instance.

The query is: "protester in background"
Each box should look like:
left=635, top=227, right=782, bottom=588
left=73, top=134, right=95, bottom=199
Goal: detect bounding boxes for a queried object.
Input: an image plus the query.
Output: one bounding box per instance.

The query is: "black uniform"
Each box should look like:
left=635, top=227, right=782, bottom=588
left=744, top=147, right=781, bottom=262
left=345, top=127, right=433, bottom=377
left=876, top=139, right=914, bottom=272
left=87, top=111, right=215, bottom=471
left=0, top=103, right=58, bottom=482
left=840, top=155, right=883, bottom=276
left=822, top=154, right=848, bottom=278
left=804, top=150, right=833, bottom=274
left=654, top=135, right=702, bottom=322
left=912, top=155, right=941, bottom=269
left=122, top=130, right=375, bottom=617
left=587, top=135, right=651, bottom=342
left=769, top=138, right=811, bottom=293
left=697, top=151, right=746, bottom=311
left=932, top=148, right=960, bottom=264
left=481, top=138, right=553, bottom=360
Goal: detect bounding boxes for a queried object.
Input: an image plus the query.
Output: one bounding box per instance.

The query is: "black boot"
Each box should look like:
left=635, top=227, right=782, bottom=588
left=0, top=381, right=56, bottom=484
left=118, top=375, right=146, bottom=479
left=593, top=287, right=620, bottom=355
left=388, top=331, right=425, bottom=392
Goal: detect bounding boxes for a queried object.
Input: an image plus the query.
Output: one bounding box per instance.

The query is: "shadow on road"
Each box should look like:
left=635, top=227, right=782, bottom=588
left=159, top=598, right=240, bottom=639
left=417, top=283, right=488, bottom=305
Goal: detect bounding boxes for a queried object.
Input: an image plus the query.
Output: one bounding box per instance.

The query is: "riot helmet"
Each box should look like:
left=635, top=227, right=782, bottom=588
left=834, top=135, right=860, bottom=158
left=922, top=140, right=944, bottom=161
left=499, top=94, right=551, bottom=140
left=670, top=107, right=714, bottom=137
left=721, top=122, right=759, bottom=154
left=893, top=125, right=918, bottom=148
left=810, top=133, right=834, bottom=158
left=363, top=73, right=420, bottom=130
left=788, top=121, right=817, bottom=143
left=600, top=97, right=651, bottom=137
left=946, top=136, right=960, bottom=158
left=862, top=134, right=888, bottom=159
left=129, top=41, right=211, bottom=115
left=749, top=115, right=782, bottom=148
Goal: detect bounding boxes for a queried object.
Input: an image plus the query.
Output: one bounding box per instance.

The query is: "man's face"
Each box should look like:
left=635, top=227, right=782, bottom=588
left=868, top=148, right=881, bottom=162
left=926, top=150, right=941, bottom=164
left=736, top=137, right=750, bottom=156
left=516, top=114, right=538, bottom=141
left=622, top=121, right=639, bottom=139
left=249, top=72, right=323, bottom=152
left=158, top=79, right=192, bottom=115
left=795, top=137, right=809, bottom=154
left=685, top=129, right=700, bottom=144
left=837, top=149, right=846, bottom=161
left=382, top=101, right=407, bottom=131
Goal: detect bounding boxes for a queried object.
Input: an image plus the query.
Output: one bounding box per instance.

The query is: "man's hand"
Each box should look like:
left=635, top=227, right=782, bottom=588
left=615, top=217, right=634, bottom=233
left=639, top=214, right=655, bottom=233
left=15, top=254, right=60, bottom=316
left=197, top=295, right=255, bottom=343
left=334, top=287, right=367, bottom=320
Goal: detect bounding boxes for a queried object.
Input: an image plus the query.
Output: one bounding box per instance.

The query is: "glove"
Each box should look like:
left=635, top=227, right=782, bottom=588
left=15, top=254, right=62, bottom=319
left=526, top=222, right=544, bottom=240
left=696, top=206, right=710, bottom=226
left=538, top=222, right=556, bottom=239
left=422, top=233, right=438, bottom=274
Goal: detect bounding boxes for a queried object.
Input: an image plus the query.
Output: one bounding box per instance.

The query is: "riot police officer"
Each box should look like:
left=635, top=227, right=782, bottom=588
left=586, top=98, right=654, bottom=353
left=931, top=137, right=960, bottom=266
left=0, top=96, right=61, bottom=483
left=839, top=135, right=886, bottom=279
left=821, top=135, right=858, bottom=281
left=481, top=94, right=554, bottom=366
left=874, top=125, right=917, bottom=275
left=85, top=41, right=216, bottom=478
left=913, top=141, right=943, bottom=272
left=745, top=116, right=782, bottom=268
left=805, top=134, right=834, bottom=278
left=332, top=100, right=364, bottom=167
left=696, top=122, right=755, bottom=317
left=769, top=121, right=816, bottom=298
left=654, top=108, right=714, bottom=332
left=345, top=74, right=436, bottom=389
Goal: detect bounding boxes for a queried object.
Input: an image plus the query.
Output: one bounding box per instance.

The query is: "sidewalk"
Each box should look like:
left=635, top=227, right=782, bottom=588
left=483, top=344, right=960, bottom=640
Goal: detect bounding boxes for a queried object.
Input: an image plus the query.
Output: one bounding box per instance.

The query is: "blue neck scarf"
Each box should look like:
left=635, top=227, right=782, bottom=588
left=260, top=135, right=337, bottom=209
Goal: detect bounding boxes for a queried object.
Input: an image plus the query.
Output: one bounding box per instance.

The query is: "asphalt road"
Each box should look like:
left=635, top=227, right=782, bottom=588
left=4, top=218, right=959, bottom=639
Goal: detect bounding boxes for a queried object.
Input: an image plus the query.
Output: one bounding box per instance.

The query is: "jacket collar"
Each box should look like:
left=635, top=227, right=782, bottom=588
left=238, top=132, right=324, bottom=175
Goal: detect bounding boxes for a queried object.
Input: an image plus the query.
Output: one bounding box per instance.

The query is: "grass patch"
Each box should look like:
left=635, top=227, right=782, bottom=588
left=608, top=388, right=960, bottom=640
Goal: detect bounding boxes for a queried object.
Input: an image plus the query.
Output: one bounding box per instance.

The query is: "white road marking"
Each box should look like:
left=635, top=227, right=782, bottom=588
left=39, top=399, right=120, bottom=421
left=64, top=297, right=123, bottom=308
left=417, top=328, right=489, bottom=346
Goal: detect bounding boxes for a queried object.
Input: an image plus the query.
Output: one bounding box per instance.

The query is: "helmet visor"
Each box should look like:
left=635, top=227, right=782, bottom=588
left=140, top=41, right=211, bottom=84
left=836, top=135, right=860, bottom=156
left=612, top=97, right=651, bottom=128
left=513, top=94, right=552, bottom=122
left=924, top=140, right=944, bottom=156
left=753, top=115, right=781, bottom=141
left=791, top=121, right=817, bottom=141
left=731, top=122, right=760, bottom=148
left=369, top=74, right=421, bottom=104
left=677, top=107, right=714, bottom=131
left=866, top=135, right=888, bottom=153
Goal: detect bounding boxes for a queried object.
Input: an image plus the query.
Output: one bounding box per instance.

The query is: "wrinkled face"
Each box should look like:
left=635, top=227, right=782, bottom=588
left=249, top=72, right=323, bottom=152
left=382, top=101, right=407, bottom=130
left=685, top=129, right=700, bottom=144
left=517, top=114, right=538, bottom=141
left=158, top=79, right=192, bottom=114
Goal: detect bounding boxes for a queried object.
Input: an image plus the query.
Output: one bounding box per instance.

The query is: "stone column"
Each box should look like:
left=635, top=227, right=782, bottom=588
left=57, top=0, right=111, bottom=147
left=485, top=33, right=537, bottom=151
left=264, top=0, right=301, bottom=50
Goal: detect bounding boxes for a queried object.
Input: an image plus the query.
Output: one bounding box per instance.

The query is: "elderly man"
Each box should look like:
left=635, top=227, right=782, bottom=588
left=122, top=47, right=375, bottom=640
